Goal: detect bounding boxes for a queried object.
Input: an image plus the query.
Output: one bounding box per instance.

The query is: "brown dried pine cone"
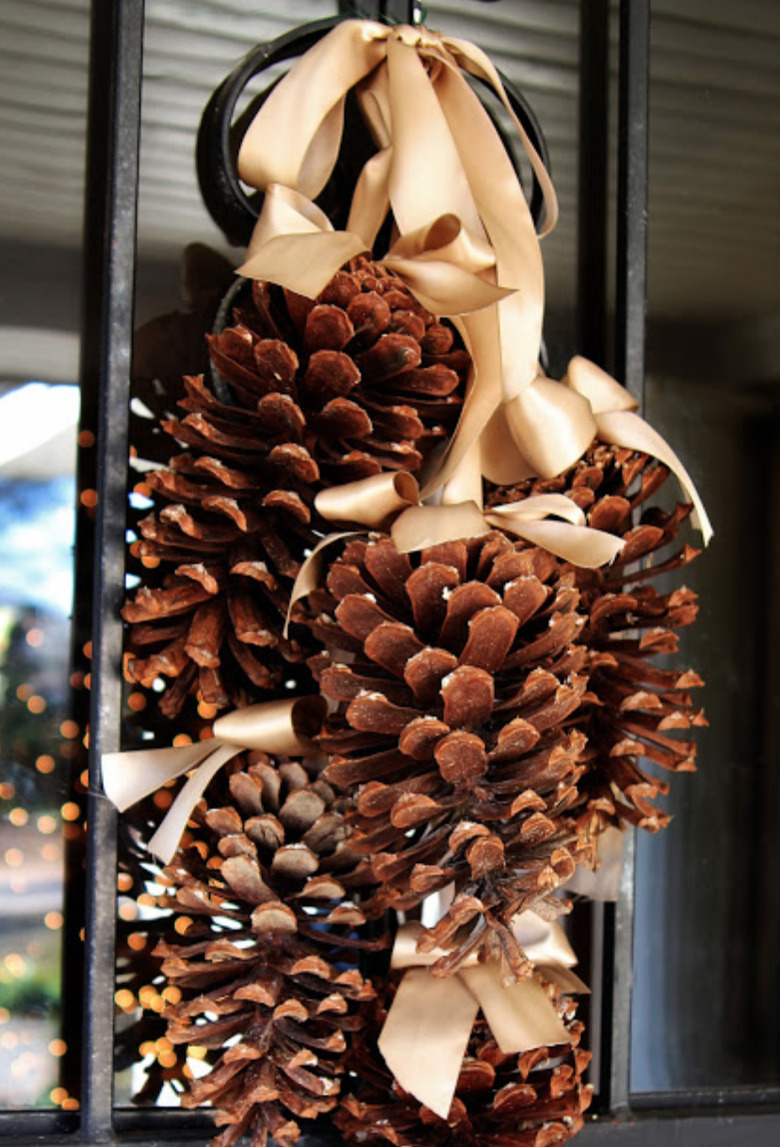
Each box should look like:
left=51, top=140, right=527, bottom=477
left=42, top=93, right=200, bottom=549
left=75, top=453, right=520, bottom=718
left=301, top=530, right=592, bottom=979
left=123, top=256, right=468, bottom=719
left=154, top=752, right=378, bottom=1147
left=487, top=442, right=706, bottom=835
left=337, top=974, right=592, bottom=1147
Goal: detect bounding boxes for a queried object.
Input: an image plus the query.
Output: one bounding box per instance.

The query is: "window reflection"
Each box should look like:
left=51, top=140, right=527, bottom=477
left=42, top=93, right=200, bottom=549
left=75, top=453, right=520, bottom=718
left=0, top=384, right=81, bottom=1110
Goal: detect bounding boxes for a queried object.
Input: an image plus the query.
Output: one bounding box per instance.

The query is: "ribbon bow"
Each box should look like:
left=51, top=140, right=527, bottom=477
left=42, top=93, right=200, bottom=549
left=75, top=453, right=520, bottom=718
left=102, top=697, right=325, bottom=863
left=379, top=913, right=587, bottom=1120
left=480, top=355, right=713, bottom=542
left=236, top=19, right=560, bottom=491
left=286, top=471, right=626, bottom=633
left=234, top=20, right=712, bottom=543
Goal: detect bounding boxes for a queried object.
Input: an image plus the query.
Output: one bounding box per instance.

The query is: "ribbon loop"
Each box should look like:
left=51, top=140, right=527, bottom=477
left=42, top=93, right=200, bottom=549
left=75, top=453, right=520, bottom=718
left=286, top=476, right=626, bottom=633
left=235, top=21, right=711, bottom=546
left=102, top=696, right=326, bottom=864
left=315, top=470, right=419, bottom=529
left=379, top=914, right=585, bottom=1120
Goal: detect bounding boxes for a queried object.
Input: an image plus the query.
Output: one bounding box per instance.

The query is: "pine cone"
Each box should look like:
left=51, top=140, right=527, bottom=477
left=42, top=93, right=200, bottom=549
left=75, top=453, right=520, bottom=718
left=337, top=976, right=592, bottom=1147
left=123, top=256, right=468, bottom=718
left=155, top=753, right=377, bottom=1146
left=302, top=530, right=592, bottom=977
left=487, top=443, right=706, bottom=834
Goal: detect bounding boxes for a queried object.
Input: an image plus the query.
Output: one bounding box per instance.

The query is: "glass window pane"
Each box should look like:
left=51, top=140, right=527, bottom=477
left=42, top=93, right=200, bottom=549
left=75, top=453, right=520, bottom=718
left=0, top=0, right=89, bottom=1114
left=630, top=0, right=780, bottom=1094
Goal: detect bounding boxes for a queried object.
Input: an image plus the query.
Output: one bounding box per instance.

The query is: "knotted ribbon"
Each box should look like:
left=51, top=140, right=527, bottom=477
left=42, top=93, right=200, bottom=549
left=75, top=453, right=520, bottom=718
left=236, top=18, right=562, bottom=494
left=379, top=913, right=587, bottom=1119
left=481, top=355, right=713, bottom=541
left=234, top=20, right=712, bottom=542
left=102, top=697, right=326, bottom=863
left=285, top=471, right=627, bottom=633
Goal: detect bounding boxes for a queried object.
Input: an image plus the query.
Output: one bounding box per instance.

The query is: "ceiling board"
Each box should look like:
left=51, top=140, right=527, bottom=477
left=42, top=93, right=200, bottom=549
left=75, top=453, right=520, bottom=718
left=0, top=0, right=777, bottom=323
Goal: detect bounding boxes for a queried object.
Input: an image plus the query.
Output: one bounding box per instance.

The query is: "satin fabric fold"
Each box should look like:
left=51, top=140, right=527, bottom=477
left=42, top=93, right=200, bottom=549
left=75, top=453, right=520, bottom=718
left=233, top=21, right=711, bottom=543
left=284, top=472, right=626, bottom=632
left=101, top=697, right=326, bottom=863
left=235, top=19, right=556, bottom=496
left=563, top=356, right=713, bottom=543
left=379, top=913, right=586, bottom=1119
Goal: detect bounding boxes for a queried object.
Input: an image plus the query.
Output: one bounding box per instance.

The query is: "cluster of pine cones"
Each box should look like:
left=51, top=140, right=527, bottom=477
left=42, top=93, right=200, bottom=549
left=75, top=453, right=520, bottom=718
left=121, top=257, right=704, bottom=1147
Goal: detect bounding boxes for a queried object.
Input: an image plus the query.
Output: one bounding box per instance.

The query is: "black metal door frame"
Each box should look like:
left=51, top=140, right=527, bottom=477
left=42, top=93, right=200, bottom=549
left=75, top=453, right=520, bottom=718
left=3, top=0, right=778, bottom=1143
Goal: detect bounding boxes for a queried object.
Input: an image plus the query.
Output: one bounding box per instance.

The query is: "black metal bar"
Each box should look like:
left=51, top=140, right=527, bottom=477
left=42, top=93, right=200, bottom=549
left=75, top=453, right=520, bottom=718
left=578, top=1111, right=780, bottom=1145
left=605, top=0, right=650, bottom=1118
left=605, top=829, right=636, bottom=1114
left=7, top=1107, right=780, bottom=1147
left=80, top=0, right=146, bottom=1140
left=0, top=1111, right=80, bottom=1138
left=614, top=0, right=650, bottom=403
left=572, top=0, right=610, bottom=1105
left=576, top=0, right=609, bottom=365
left=631, top=1086, right=780, bottom=1111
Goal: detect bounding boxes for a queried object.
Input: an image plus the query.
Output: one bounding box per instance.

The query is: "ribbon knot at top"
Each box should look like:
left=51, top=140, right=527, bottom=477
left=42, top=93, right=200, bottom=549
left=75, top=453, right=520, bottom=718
left=101, top=696, right=326, bottom=864
left=378, top=914, right=588, bottom=1120
left=234, top=19, right=712, bottom=545
left=235, top=18, right=559, bottom=482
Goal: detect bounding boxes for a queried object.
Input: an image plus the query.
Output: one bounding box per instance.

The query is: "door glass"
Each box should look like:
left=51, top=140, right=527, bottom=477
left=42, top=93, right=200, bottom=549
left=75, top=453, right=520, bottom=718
left=0, top=0, right=89, bottom=1114
left=630, top=0, right=780, bottom=1093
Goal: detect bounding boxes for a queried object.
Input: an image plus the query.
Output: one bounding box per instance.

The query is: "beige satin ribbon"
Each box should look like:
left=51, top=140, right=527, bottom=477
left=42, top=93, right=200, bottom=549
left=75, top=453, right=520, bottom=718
left=233, top=22, right=712, bottom=542
left=101, top=697, right=326, bottom=863
left=236, top=19, right=560, bottom=493
left=285, top=472, right=625, bottom=634
left=480, top=356, right=713, bottom=542
left=379, top=913, right=587, bottom=1119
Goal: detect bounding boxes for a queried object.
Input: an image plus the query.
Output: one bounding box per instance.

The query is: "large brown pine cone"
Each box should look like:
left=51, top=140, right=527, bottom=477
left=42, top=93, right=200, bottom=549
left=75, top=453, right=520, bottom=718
left=301, top=530, right=592, bottom=978
left=123, top=256, right=468, bottom=718
left=337, top=976, right=592, bottom=1147
left=487, top=443, right=706, bottom=834
left=154, top=753, right=378, bottom=1147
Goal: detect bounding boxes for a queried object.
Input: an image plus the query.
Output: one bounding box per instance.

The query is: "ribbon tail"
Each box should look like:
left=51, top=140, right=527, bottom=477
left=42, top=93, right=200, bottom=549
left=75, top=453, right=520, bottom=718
left=459, top=962, right=571, bottom=1054
left=315, top=471, right=419, bottom=529
left=492, top=516, right=625, bottom=569
left=421, top=307, right=503, bottom=498
left=443, top=34, right=559, bottom=237
left=346, top=146, right=393, bottom=247
left=148, top=742, right=240, bottom=865
left=285, top=532, right=360, bottom=636
left=490, top=379, right=598, bottom=483
left=596, top=410, right=713, bottom=545
left=512, top=912, right=579, bottom=970
left=536, top=965, right=591, bottom=995
left=101, top=739, right=220, bottom=812
left=439, top=438, right=485, bottom=508
left=378, top=967, right=478, bottom=1120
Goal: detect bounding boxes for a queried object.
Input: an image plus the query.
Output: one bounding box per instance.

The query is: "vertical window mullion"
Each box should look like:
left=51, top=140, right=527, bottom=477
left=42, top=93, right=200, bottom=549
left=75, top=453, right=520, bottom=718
left=79, top=0, right=146, bottom=1138
left=608, top=0, right=651, bottom=1118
